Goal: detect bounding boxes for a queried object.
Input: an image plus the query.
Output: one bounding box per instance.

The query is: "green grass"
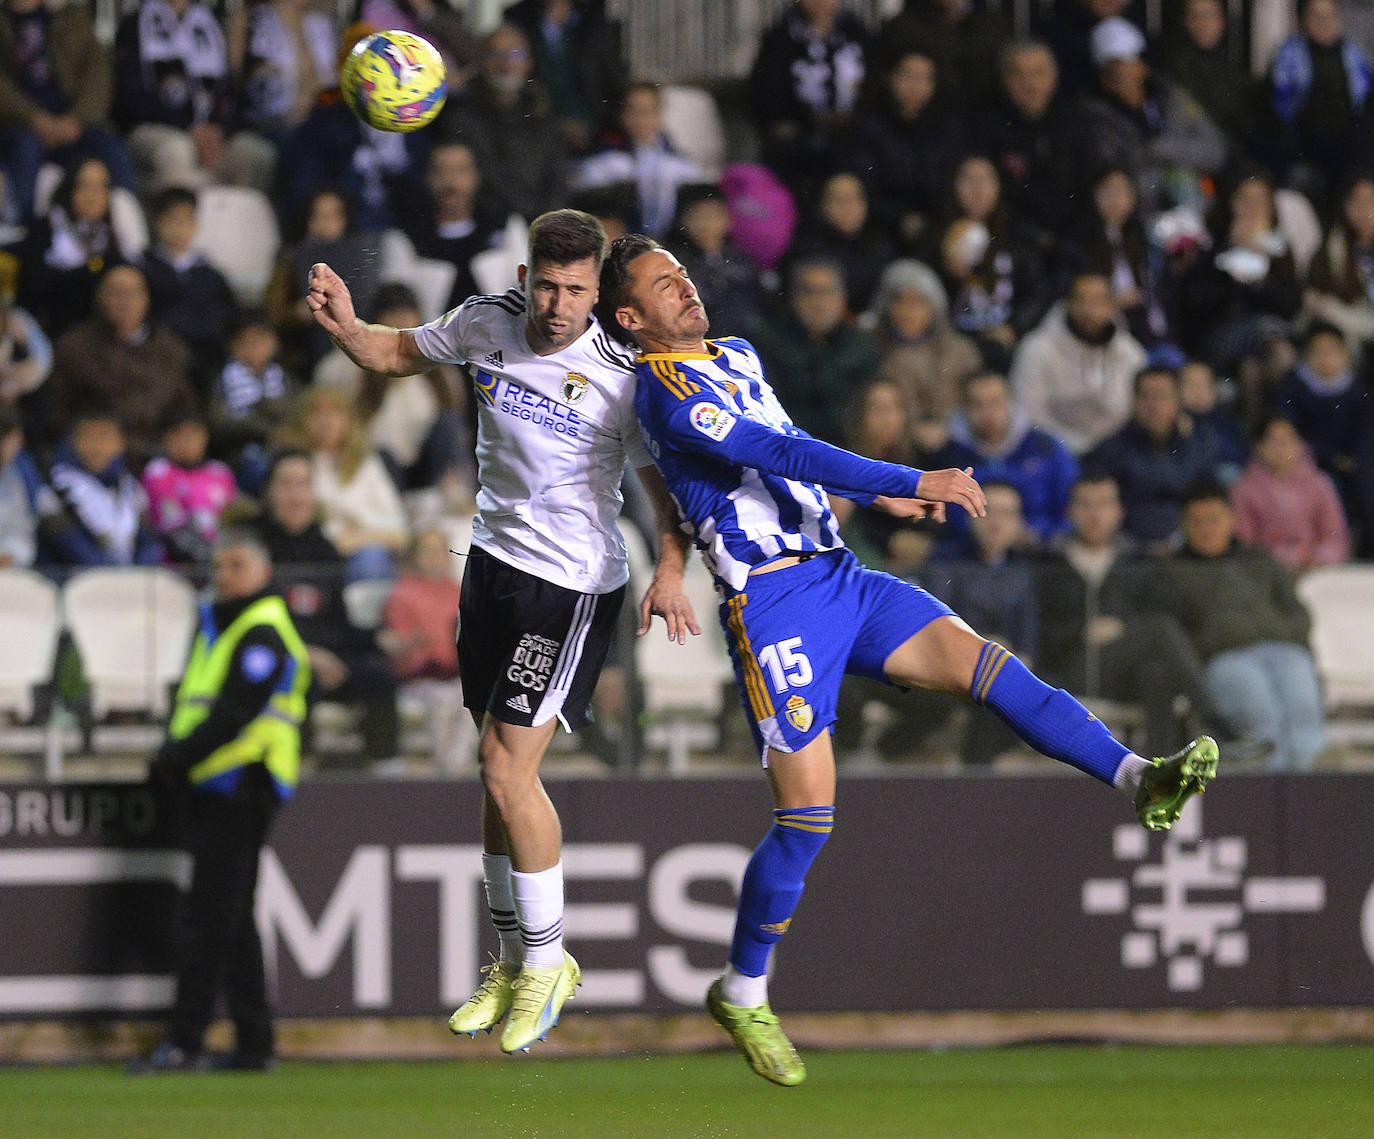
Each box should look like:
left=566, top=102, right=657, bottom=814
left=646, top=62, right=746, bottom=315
left=3, top=1045, right=1371, bottom=1138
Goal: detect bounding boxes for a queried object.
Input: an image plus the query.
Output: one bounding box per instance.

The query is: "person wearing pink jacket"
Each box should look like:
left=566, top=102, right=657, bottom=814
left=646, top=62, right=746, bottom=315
left=1230, top=413, right=1351, bottom=571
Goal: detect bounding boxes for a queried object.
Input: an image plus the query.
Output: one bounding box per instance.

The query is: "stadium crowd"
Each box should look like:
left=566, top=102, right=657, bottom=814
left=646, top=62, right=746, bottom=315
left=0, top=0, right=1369, bottom=772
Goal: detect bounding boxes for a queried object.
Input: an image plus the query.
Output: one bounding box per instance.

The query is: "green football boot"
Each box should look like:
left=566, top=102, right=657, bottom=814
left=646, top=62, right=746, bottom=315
left=499, top=951, right=581, bottom=1053
left=1135, top=735, right=1219, bottom=832
left=448, top=958, right=518, bottom=1036
left=706, top=979, right=806, bottom=1087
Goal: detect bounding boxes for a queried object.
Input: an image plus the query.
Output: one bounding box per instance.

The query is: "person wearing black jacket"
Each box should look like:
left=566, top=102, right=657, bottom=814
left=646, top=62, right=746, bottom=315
left=133, top=529, right=309, bottom=1074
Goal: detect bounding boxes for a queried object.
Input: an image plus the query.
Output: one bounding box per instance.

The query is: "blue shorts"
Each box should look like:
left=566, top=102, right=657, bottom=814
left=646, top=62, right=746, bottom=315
left=718, top=549, right=954, bottom=761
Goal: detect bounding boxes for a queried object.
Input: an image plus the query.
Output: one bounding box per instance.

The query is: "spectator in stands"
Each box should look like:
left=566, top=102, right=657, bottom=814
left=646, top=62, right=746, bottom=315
left=1305, top=173, right=1374, bottom=362
left=977, top=39, right=1088, bottom=251
left=1230, top=412, right=1351, bottom=572
left=381, top=527, right=473, bottom=772
left=16, top=156, right=137, bottom=339
left=945, top=369, right=1079, bottom=545
left=749, top=255, right=881, bottom=445
left=1267, top=0, right=1374, bottom=213
left=1177, top=168, right=1302, bottom=403
left=746, top=0, right=869, bottom=194
left=142, top=407, right=237, bottom=566
left=112, top=0, right=234, bottom=196
left=924, top=154, right=1047, bottom=369
left=1035, top=472, right=1207, bottom=759
left=225, top=0, right=335, bottom=143
left=0, top=292, right=51, bottom=410
left=833, top=378, right=943, bottom=578
left=666, top=183, right=766, bottom=341
left=1274, top=321, right=1372, bottom=538
left=1166, top=480, right=1325, bottom=770
left=1163, top=0, right=1255, bottom=149
left=786, top=170, right=895, bottom=314
left=1041, top=0, right=1135, bottom=98
left=0, top=404, right=50, bottom=567
left=1075, top=166, right=1171, bottom=347
left=251, top=448, right=400, bottom=766
left=0, top=0, right=135, bottom=219
left=1083, top=364, right=1221, bottom=551
left=284, top=385, right=408, bottom=576
left=434, top=22, right=567, bottom=222
left=47, top=265, right=196, bottom=464
left=1011, top=272, right=1146, bottom=454
left=39, top=407, right=162, bottom=567
left=927, top=480, right=1037, bottom=764
left=840, top=48, right=965, bottom=252
left=875, top=0, right=1006, bottom=116
left=504, top=0, right=627, bottom=154
left=865, top=258, right=980, bottom=434
left=1179, top=358, right=1248, bottom=481
left=279, top=21, right=418, bottom=234
left=140, top=187, right=238, bottom=389
left=1079, top=17, right=1228, bottom=216
left=393, top=141, right=504, bottom=311
left=266, top=187, right=380, bottom=375
left=316, top=282, right=471, bottom=502
left=570, top=80, right=701, bottom=239
left=210, top=315, right=293, bottom=486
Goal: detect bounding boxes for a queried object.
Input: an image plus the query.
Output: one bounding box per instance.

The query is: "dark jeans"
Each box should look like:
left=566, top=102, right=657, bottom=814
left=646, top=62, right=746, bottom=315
left=1088, top=614, right=1207, bottom=758
left=168, top=766, right=280, bottom=1060
left=309, top=653, right=400, bottom=762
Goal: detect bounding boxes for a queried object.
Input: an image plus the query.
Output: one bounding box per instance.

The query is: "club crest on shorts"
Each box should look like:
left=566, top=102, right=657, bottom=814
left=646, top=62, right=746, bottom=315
left=785, top=694, right=813, bottom=732
left=562, top=372, right=590, bottom=405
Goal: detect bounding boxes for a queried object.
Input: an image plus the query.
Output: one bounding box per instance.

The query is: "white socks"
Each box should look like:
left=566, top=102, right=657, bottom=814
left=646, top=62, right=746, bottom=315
left=720, top=963, right=769, bottom=1009
left=482, top=853, right=522, bottom=966
left=510, top=860, right=565, bottom=969
left=1113, top=752, right=1150, bottom=798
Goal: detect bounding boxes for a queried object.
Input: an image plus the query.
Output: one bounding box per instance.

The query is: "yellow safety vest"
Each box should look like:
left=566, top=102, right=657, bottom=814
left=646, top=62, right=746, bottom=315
left=168, top=595, right=311, bottom=799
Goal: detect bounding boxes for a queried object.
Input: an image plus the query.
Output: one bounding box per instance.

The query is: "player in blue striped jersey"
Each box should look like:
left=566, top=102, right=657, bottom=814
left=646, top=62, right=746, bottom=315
left=598, top=235, right=1219, bottom=1087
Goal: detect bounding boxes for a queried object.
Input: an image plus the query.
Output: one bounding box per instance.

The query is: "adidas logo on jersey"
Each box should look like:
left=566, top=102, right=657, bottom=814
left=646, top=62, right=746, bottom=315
left=484, top=350, right=504, bottom=368
left=506, top=692, right=532, bottom=714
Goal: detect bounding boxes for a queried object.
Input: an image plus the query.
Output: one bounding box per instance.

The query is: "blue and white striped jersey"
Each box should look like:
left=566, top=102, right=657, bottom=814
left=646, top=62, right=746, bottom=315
left=634, top=337, right=924, bottom=590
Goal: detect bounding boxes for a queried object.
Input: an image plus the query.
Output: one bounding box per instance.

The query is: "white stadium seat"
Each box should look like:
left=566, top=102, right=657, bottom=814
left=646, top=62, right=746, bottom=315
left=469, top=214, right=529, bottom=298
left=1297, top=564, right=1374, bottom=744
left=0, top=569, right=61, bottom=723
left=191, top=185, right=279, bottom=306
left=378, top=228, right=458, bottom=323
left=661, top=85, right=726, bottom=180
left=62, top=568, right=198, bottom=720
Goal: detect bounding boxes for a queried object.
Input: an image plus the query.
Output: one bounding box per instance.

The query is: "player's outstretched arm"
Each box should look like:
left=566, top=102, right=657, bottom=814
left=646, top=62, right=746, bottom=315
left=306, top=263, right=429, bottom=377
left=635, top=464, right=702, bottom=644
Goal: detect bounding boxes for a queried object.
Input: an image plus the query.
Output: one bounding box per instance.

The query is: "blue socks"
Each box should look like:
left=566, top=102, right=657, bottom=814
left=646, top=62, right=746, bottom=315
left=729, top=806, right=834, bottom=978
left=973, top=642, right=1129, bottom=785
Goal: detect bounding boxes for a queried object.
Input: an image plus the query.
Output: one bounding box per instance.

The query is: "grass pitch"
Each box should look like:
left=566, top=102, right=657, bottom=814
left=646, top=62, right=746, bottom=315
left=3, top=1044, right=1370, bottom=1138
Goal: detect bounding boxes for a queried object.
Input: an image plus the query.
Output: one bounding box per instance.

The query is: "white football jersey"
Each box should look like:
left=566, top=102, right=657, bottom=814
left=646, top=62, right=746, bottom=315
left=411, top=289, right=649, bottom=594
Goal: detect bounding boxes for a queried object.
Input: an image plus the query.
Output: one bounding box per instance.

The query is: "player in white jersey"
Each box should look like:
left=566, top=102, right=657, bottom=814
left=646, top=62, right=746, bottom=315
left=307, top=210, right=700, bottom=1054
left=598, top=234, right=1218, bottom=1087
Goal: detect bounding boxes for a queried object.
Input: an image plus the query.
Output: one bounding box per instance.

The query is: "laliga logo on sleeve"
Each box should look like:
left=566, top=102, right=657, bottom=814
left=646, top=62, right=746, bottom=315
left=690, top=402, right=737, bottom=442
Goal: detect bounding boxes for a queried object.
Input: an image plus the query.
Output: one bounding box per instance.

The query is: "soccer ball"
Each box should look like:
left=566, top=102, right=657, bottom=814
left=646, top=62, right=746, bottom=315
left=340, top=30, right=447, bottom=133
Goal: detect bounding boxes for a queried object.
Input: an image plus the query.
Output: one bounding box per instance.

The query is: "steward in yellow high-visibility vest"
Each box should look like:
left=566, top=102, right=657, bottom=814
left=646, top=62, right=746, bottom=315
left=136, top=530, right=310, bottom=1074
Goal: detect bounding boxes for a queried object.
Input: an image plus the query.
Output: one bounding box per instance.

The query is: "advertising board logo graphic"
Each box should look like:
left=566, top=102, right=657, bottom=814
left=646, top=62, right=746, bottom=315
left=1082, top=800, right=1325, bottom=991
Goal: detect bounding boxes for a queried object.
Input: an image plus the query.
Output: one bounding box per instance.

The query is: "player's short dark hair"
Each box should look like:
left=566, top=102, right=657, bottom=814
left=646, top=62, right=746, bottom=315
left=151, top=185, right=198, bottom=219
left=1182, top=477, right=1231, bottom=510
left=596, top=233, right=661, bottom=346
left=527, top=209, right=609, bottom=272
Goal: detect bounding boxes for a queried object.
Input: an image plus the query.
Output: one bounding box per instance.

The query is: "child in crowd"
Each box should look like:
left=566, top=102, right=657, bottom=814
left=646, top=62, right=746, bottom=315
left=41, top=409, right=162, bottom=567
left=0, top=295, right=53, bottom=406
left=1230, top=413, right=1351, bottom=571
left=210, top=315, right=293, bottom=488
left=1179, top=358, right=1249, bottom=481
left=141, top=408, right=238, bottom=566
left=382, top=528, right=474, bottom=773
left=0, top=405, right=53, bottom=568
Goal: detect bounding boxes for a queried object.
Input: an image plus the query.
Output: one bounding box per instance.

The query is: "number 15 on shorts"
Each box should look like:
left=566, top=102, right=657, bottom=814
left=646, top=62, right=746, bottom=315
left=757, top=636, right=812, bottom=693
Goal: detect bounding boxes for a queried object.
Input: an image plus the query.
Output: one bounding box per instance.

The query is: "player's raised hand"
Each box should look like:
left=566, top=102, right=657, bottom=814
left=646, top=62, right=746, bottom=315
left=914, top=467, right=987, bottom=518
left=638, top=570, right=702, bottom=644
left=306, top=263, right=358, bottom=341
